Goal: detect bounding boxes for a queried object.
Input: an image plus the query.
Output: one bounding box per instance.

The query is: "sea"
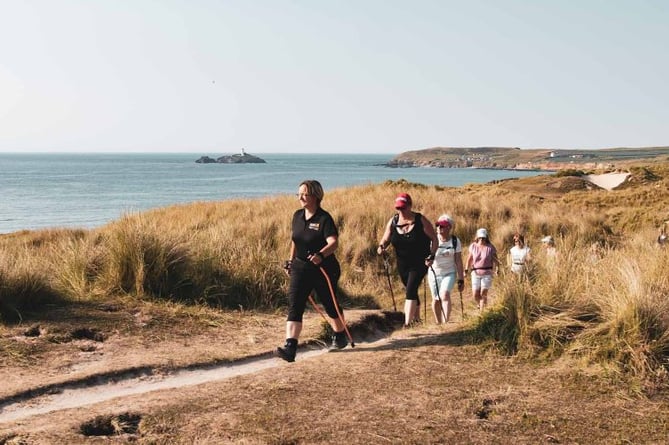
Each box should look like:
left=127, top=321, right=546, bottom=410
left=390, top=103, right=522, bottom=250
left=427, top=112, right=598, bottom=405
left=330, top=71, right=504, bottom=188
left=0, top=153, right=547, bottom=234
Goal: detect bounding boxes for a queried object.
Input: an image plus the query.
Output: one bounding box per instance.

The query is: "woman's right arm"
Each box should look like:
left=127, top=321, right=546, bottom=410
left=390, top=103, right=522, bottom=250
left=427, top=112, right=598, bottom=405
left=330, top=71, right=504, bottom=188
left=465, top=244, right=474, bottom=274
left=284, top=241, right=296, bottom=275
left=377, top=219, right=392, bottom=255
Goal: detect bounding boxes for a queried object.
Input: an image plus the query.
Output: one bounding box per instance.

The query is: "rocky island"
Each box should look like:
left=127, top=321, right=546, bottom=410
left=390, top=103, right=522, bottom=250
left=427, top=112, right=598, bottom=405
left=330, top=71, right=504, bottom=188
left=196, top=149, right=266, bottom=164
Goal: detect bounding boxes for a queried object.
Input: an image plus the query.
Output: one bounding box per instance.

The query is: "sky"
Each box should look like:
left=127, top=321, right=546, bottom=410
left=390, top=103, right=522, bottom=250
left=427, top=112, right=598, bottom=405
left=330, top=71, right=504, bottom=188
left=1, top=0, right=668, bottom=154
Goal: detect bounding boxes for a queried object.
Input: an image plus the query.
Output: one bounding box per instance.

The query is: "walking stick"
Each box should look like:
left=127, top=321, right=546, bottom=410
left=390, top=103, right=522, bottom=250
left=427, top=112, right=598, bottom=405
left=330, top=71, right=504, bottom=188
left=381, top=251, right=398, bottom=312
left=317, top=266, right=355, bottom=348
left=458, top=285, right=466, bottom=320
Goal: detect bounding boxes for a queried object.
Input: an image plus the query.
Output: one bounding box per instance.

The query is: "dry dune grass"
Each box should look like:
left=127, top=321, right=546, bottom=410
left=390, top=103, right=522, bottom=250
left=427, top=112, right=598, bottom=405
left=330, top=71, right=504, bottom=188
left=2, top=163, right=669, bottom=442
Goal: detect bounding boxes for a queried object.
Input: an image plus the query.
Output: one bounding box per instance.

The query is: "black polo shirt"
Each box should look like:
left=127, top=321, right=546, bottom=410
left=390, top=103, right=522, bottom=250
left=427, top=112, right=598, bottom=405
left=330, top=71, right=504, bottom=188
left=291, top=207, right=338, bottom=261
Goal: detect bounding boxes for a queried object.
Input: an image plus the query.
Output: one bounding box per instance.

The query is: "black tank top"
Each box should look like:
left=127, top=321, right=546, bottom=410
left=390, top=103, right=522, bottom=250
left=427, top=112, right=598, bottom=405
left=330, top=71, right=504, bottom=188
left=390, top=212, right=431, bottom=266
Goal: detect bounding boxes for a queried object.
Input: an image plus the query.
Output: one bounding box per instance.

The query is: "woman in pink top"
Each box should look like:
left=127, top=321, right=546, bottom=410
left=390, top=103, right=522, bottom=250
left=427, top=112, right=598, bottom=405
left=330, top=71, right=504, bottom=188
left=465, top=228, right=500, bottom=311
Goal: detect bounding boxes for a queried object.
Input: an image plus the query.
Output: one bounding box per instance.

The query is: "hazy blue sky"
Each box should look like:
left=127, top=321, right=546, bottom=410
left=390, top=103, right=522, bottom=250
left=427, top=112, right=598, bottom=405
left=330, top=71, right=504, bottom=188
left=1, top=0, right=667, bottom=154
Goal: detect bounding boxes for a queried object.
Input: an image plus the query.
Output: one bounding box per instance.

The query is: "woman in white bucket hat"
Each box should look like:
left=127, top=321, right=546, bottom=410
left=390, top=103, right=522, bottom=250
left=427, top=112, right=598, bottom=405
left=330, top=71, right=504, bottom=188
left=465, top=228, right=499, bottom=312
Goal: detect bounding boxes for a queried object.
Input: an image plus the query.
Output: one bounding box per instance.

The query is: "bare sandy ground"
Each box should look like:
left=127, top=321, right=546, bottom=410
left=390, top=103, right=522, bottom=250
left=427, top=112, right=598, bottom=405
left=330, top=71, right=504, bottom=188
left=0, top=308, right=395, bottom=425
left=583, top=172, right=630, bottom=190
left=0, top=341, right=374, bottom=424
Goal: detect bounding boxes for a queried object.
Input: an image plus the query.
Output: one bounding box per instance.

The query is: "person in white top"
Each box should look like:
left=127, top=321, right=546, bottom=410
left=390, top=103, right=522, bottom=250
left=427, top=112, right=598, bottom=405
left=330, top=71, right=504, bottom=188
left=427, top=214, right=464, bottom=324
left=509, top=233, right=531, bottom=274
left=541, top=235, right=558, bottom=260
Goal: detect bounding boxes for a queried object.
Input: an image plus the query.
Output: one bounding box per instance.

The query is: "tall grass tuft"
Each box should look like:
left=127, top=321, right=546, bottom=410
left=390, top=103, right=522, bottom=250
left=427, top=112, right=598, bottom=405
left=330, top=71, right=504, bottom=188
left=99, top=215, right=195, bottom=300
left=0, top=246, right=61, bottom=322
left=49, top=235, right=105, bottom=300
left=486, top=275, right=536, bottom=355
left=571, top=243, right=669, bottom=390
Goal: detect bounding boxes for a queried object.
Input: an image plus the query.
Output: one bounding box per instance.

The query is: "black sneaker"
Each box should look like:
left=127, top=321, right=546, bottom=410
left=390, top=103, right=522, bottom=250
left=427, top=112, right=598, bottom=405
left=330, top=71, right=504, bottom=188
left=330, top=332, right=348, bottom=350
left=276, top=342, right=297, bottom=362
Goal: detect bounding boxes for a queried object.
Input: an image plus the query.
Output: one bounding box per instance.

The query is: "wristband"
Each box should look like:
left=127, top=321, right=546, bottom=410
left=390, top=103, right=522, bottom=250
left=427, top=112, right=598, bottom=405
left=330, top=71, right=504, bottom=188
left=315, top=252, right=324, bottom=260
left=426, top=254, right=435, bottom=261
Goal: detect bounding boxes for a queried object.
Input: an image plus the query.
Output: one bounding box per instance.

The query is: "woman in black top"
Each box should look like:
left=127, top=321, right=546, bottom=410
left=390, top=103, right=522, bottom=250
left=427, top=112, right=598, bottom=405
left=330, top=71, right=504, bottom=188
left=277, top=180, right=348, bottom=362
left=377, top=193, right=438, bottom=327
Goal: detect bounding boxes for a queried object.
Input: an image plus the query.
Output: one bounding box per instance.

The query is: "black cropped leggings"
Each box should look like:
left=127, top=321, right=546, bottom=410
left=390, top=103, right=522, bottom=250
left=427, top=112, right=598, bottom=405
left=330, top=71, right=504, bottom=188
left=287, top=258, right=342, bottom=322
left=398, top=261, right=427, bottom=302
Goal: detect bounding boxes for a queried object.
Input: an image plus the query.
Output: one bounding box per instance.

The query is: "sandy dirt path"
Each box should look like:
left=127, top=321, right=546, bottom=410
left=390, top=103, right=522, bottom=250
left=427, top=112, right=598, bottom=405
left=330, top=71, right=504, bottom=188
left=0, top=336, right=389, bottom=424
left=2, top=319, right=669, bottom=444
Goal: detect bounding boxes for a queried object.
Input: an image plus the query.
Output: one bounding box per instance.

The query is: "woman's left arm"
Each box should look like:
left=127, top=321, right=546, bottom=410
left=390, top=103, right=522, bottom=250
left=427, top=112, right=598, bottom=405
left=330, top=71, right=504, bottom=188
left=310, top=235, right=338, bottom=265
left=455, top=252, right=464, bottom=278
left=321, top=235, right=338, bottom=257
left=422, top=215, right=438, bottom=257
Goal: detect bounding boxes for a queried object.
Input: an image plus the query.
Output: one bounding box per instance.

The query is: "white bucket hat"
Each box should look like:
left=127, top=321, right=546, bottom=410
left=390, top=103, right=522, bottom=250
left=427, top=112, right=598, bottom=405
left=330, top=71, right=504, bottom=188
left=476, top=228, right=488, bottom=239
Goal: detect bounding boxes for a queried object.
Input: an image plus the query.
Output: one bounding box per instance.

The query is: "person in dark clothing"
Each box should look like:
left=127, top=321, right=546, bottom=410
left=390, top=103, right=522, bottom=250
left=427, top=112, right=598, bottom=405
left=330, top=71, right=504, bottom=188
left=377, top=192, right=438, bottom=327
left=276, top=180, right=348, bottom=362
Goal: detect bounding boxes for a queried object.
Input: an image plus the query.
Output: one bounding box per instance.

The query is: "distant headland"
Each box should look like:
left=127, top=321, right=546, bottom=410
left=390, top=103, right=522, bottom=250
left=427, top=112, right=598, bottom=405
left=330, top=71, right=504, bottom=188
left=196, top=148, right=266, bottom=164
left=385, top=146, right=669, bottom=171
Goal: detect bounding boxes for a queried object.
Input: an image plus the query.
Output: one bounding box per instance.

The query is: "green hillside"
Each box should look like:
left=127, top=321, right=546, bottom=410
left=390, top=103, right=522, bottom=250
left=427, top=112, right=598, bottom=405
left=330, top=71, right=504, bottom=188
left=388, top=146, right=669, bottom=169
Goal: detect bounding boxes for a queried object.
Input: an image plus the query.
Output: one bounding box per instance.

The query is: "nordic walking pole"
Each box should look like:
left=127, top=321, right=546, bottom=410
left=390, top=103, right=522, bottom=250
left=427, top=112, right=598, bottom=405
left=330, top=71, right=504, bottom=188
left=381, top=250, right=398, bottom=312
left=317, top=265, right=355, bottom=347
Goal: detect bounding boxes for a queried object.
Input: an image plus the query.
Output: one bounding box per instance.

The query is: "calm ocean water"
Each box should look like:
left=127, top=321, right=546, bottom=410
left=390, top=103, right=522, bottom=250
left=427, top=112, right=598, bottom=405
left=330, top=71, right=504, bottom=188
left=0, top=153, right=545, bottom=234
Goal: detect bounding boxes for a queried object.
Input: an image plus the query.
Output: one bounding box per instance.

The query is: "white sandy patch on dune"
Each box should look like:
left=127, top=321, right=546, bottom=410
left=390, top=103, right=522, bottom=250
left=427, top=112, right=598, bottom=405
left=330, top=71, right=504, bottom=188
left=583, top=172, right=630, bottom=191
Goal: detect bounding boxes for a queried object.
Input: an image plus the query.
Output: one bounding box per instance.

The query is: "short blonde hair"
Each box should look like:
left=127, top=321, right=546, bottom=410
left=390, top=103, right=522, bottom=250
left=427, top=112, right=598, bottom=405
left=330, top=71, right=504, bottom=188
left=299, top=180, right=324, bottom=203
